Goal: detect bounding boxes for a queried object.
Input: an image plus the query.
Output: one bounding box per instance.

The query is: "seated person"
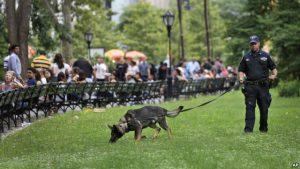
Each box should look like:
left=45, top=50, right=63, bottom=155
left=126, top=74, right=136, bottom=83
left=172, top=68, right=188, bottom=83
left=71, top=68, right=86, bottom=83
left=109, top=74, right=117, bottom=83
left=26, top=67, right=37, bottom=87
left=0, top=71, right=23, bottom=91
left=70, top=67, right=80, bottom=82
left=77, top=70, right=87, bottom=83
left=57, top=72, right=67, bottom=83
left=134, top=72, right=143, bottom=82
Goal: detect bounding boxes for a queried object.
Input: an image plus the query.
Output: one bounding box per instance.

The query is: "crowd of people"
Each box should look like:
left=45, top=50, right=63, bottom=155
left=1, top=44, right=237, bottom=92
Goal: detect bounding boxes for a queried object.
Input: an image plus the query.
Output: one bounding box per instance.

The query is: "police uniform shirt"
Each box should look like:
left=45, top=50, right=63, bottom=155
left=238, top=50, right=276, bottom=81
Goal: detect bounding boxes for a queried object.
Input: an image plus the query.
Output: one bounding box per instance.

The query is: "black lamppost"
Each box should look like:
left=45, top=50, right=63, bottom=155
left=84, top=31, right=93, bottom=61
left=162, top=11, right=175, bottom=99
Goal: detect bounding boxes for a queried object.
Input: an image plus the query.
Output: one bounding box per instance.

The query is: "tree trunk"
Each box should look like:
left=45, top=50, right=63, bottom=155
left=5, top=0, right=18, bottom=44
left=62, top=0, right=72, bottom=62
left=6, top=0, right=31, bottom=78
left=208, top=0, right=213, bottom=59
left=18, top=0, right=31, bottom=77
left=177, top=0, right=185, bottom=60
left=42, top=0, right=73, bottom=63
left=204, top=0, right=211, bottom=58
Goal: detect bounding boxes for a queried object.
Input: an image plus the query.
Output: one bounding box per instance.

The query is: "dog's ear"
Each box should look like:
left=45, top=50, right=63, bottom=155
left=119, top=116, right=126, bottom=123
left=126, top=110, right=135, bottom=115
left=107, top=124, right=113, bottom=130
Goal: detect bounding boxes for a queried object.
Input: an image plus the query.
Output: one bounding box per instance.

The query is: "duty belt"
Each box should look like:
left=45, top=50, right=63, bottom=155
left=245, top=79, right=268, bottom=85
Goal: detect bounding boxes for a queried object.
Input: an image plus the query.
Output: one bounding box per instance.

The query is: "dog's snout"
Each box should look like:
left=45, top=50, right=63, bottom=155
left=109, top=138, right=116, bottom=143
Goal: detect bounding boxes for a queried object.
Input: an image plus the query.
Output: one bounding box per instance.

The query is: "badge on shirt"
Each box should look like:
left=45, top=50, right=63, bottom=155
left=246, top=58, right=250, bottom=61
left=260, top=57, right=267, bottom=61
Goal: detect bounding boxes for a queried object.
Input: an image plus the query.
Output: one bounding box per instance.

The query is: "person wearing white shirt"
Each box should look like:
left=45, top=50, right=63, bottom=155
left=51, top=53, right=71, bottom=78
left=3, top=45, right=12, bottom=72
left=127, top=60, right=139, bottom=76
left=93, top=57, right=108, bottom=81
left=7, top=45, right=22, bottom=78
left=3, top=55, right=10, bottom=72
left=186, top=58, right=200, bottom=79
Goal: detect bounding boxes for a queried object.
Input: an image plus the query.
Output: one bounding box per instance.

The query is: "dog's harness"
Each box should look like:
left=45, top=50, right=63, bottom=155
left=180, top=82, right=240, bottom=112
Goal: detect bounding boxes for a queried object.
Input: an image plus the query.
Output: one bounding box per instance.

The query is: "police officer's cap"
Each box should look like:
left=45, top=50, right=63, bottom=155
left=249, top=35, right=260, bottom=44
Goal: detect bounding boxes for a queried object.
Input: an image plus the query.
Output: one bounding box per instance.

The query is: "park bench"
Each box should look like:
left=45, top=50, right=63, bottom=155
left=0, top=78, right=238, bottom=133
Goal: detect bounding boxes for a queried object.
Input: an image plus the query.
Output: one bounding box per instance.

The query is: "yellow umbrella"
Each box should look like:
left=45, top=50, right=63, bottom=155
left=105, top=49, right=125, bottom=61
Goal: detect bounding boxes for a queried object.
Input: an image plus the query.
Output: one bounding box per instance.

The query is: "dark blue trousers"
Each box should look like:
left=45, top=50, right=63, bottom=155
left=243, top=83, right=271, bottom=132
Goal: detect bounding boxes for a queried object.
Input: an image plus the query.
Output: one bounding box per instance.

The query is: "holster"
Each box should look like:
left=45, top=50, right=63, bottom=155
left=241, top=86, right=246, bottom=95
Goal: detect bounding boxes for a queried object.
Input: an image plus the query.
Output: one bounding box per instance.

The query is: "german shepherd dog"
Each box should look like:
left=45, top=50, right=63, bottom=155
left=108, top=106, right=184, bottom=143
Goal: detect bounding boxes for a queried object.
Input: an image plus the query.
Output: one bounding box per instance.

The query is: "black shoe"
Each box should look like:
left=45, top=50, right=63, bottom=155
left=244, top=128, right=253, bottom=133
left=260, top=130, right=268, bottom=133
left=259, top=127, right=268, bottom=133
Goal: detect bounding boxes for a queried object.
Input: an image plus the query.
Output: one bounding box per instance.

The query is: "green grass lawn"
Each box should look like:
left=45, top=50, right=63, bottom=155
left=0, top=90, right=299, bottom=169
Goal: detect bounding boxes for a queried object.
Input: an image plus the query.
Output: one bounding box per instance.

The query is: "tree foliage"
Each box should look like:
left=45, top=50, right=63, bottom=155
left=0, top=7, right=7, bottom=58
left=182, top=0, right=226, bottom=60
left=118, top=2, right=168, bottom=63
left=0, top=9, right=8, bottom=79
left=30, top=0, right=121, bottom=61
left=31, top=0, right=58, bottom=52
left=267, top=0, right=300, bottom=79
left=225, top=0, right=273, bottom=66
left=72, top=0, right=121, bottom=61
left=224, top=0, right=300, bottom=79
left=117, top=1, right=227, bottom=63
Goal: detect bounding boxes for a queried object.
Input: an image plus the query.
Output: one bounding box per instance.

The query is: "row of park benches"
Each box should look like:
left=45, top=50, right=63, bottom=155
left=0, top=77, right=237, bottom=133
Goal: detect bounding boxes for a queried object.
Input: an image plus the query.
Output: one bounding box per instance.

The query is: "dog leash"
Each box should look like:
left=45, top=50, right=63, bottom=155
left=180, top=83, right=240, bottom=113
left=131, top=82, right=240, bottom=122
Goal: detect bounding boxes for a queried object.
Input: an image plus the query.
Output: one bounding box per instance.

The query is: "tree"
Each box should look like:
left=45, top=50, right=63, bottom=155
left=224, top=0, right=300, bottom=80
left=31, top=0, right=59, bottom=52
left=0, top=2, right=8, bottom=79
left=72, top=0, right=121, bottom=61
left=179, top=0, right=226, bottom=60
left=203, top=0, right=211, bottom=58
left=268, top=0, right=300, bottom=79
left=0, top=1, right=7, bottom=57
left=42, top=0, right=73, bottom=62
left=225, top=0, right=273, bottom=66
left=118, top=2, right=168, bottom=63
left=5, top=0, right=32, bottom=78
left=40, top=0, right=121, bottom=63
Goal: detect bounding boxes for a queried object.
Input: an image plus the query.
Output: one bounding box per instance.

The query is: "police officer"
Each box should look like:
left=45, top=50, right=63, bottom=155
left=238, top=35, right=277, bottom=133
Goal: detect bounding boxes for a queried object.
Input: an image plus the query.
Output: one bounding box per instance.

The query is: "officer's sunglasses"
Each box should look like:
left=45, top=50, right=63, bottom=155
left=250, top=42, right=257, bottom=46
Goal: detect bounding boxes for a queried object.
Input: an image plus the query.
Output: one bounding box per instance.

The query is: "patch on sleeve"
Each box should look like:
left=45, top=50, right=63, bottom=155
left=260, top=57, right=267, bottom=61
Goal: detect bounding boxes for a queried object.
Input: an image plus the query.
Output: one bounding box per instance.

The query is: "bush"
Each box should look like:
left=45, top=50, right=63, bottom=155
left=278, top=80, right=300, bottom=97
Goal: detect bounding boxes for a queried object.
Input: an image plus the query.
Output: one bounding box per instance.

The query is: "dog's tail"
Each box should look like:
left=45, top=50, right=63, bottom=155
left=166, top=106, right=184, bottom=118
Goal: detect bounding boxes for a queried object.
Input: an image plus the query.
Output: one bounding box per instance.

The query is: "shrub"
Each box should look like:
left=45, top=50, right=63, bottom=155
left=278, top=80, right=300, bottom=97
